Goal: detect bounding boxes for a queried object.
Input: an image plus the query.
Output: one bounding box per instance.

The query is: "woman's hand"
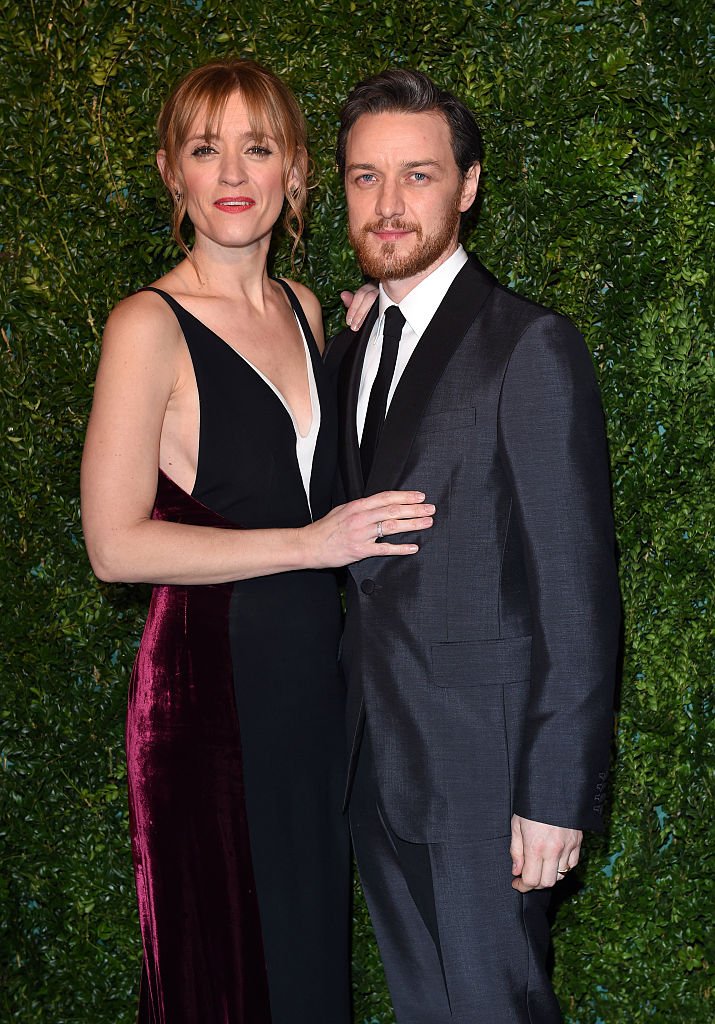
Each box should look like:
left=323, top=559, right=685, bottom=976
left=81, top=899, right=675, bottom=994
left=302, top=491, right=435, bottom=569
left=341, top=282, right=378, bottom=331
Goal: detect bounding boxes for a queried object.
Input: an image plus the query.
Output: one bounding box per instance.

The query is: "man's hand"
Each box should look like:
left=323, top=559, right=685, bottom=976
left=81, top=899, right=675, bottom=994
left=510, top=814, right=582, bottom=892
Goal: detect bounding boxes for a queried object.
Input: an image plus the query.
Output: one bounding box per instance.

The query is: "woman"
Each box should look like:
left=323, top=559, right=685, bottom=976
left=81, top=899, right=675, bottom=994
left=81, top=60, right=433, bottom=1024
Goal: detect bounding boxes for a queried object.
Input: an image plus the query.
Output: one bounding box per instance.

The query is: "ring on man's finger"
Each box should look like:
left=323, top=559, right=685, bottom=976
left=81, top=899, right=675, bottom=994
left=556, top=867, right=571, bottom=876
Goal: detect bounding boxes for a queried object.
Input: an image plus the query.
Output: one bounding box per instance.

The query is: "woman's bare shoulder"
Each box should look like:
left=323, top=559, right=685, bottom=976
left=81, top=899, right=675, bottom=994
left=278, top=278, right=324, bottom=348
left=278, top=278, right=321, bottom=315
left=103, top=287, right=183, bottom=354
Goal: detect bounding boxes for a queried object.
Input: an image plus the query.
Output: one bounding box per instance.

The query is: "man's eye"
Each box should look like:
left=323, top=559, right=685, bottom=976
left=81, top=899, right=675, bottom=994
left=357, top=174, right=377, bottom=184
left=411, top=172, right=429, bottom=182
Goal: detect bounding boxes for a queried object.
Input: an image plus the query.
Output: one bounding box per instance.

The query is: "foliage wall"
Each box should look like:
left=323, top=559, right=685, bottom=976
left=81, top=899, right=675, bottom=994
left=1, top=0, right=712, bottom=1021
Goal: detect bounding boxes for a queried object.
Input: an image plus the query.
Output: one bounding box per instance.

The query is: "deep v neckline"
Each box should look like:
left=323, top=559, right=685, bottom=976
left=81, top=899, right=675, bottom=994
left=148, top=287, right=318, bottom=438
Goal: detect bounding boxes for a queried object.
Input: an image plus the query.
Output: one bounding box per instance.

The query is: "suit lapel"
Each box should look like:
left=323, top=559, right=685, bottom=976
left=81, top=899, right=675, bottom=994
left=336, top=302, right=379, bottom=500
left=366, top=256, right=498, bottom=495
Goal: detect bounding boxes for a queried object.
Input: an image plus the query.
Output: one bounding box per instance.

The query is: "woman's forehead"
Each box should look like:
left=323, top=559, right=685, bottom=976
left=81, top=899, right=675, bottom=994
left=186, top=90, right=272, bottom=140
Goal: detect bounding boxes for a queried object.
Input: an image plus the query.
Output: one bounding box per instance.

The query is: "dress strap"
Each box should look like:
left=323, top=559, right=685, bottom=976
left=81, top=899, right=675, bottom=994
left=274, top=279, right=318, bottom=353
left=137, top=285, right=182, bottom=314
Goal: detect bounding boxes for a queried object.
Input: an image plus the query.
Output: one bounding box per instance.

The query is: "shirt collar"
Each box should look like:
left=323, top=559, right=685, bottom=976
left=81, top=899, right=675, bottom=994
left=377, top=245, right=468, bottom=339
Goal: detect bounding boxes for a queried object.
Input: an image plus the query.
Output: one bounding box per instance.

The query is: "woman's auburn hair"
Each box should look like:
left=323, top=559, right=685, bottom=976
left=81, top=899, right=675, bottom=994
left=157, top=59, right=308, bottom=261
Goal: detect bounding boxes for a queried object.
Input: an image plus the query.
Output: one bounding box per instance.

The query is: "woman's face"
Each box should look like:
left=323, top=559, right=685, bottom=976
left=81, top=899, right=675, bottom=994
left=164, top=90, right=292, bottom=257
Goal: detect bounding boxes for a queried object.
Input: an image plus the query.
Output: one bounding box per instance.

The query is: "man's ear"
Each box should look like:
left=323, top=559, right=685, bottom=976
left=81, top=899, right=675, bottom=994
left=459, top=162, right=481, bottom=213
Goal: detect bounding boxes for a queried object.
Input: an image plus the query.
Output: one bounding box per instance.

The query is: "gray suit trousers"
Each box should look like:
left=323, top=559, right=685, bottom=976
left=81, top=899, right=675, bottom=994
left=350, top=733, right=563, bottom=1024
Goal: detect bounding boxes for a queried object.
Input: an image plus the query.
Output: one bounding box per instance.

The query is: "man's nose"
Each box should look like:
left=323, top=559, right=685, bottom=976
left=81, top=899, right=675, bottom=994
left=375, top=179, right=405, bottom=220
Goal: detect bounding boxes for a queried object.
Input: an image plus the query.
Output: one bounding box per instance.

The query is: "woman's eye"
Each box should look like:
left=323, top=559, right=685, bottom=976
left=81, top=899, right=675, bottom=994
left=191, top=144, right=215, bottom=157
left=247, top=144, right=272, bottom=156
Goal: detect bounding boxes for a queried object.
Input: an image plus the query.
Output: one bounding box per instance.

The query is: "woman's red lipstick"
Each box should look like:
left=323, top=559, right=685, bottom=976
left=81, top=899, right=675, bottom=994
left=214, top=196, right=255, bottom=213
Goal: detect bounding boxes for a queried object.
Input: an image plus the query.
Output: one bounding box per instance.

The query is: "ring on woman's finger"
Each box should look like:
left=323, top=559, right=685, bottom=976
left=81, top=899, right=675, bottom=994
left=556, top=866, right=571, bottom=876
left=376, top=520, right=384, bottom=540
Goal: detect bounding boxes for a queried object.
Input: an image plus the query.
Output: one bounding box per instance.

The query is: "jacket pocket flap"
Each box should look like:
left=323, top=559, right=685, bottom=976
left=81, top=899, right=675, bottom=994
left=431, top=636, right=531, bottom=687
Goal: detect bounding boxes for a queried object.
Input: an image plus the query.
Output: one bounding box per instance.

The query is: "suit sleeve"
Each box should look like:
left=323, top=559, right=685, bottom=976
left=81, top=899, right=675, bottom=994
left=498, top=313, right=621, bottom=832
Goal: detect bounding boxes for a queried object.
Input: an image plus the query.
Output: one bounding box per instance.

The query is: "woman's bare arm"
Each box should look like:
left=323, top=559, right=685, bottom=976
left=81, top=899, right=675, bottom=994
left=81, top=293, right=433, bottom=585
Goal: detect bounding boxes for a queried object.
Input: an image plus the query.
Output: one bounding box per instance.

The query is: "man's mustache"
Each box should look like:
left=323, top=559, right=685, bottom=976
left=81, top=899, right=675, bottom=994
left=359, top=219, right=422, bottom=237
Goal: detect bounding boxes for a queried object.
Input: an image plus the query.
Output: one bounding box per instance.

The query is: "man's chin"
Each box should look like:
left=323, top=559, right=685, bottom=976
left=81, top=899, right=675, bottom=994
left=355, top=243, right=425, bottom=282
left=352, top=223, right=461, bottom=282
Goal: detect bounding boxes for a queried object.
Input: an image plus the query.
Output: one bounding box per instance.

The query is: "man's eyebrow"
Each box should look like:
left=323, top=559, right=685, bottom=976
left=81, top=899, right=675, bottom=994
left=400, top=159, right=442, bottom=170
left=345, top=158, right=443, bottom=173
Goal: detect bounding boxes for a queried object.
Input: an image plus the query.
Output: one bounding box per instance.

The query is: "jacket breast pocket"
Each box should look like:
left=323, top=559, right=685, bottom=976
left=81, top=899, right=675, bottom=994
left=418, top=407, right=477, bottom=435
left=430, top=636, right=531, bottom=687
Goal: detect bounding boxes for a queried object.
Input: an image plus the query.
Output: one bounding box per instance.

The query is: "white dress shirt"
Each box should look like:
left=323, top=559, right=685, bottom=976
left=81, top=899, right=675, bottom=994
left=356, top=245, right=469, bottom=442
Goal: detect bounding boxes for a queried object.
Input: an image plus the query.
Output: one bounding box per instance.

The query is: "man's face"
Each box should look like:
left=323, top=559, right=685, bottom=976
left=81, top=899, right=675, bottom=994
left=344, top=110, right=479, bottom=287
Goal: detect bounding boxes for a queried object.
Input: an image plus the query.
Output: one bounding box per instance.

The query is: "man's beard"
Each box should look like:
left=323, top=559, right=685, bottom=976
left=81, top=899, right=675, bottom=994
left=348, top=193, right=461, bottom=282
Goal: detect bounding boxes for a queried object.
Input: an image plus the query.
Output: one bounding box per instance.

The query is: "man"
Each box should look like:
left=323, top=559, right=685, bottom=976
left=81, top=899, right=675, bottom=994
left=327, top=70, right=621, bottom=1023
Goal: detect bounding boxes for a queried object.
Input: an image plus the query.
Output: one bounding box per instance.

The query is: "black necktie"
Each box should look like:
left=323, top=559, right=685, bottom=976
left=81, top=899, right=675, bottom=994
left=360, top=305, right=406, bottom=480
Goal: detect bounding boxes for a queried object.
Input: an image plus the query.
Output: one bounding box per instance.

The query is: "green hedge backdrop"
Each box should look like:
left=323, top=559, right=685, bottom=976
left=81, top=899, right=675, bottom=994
left=1, top=0, right=713, bottom=1020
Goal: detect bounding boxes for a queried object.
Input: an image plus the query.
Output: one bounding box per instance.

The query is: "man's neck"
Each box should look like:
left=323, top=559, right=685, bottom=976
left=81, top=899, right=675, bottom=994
left=381, top=241, right=460, bottom=304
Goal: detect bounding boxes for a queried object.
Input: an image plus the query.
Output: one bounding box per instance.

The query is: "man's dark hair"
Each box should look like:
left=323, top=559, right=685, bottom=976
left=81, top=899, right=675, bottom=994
left=336, top=69, right=483, bottom=177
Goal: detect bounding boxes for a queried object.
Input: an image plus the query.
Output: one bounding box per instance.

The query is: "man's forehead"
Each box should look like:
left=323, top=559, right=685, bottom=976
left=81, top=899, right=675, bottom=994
left=348, top=109, right=448, bottom=137
left=345, top=109, right=451, bottom=157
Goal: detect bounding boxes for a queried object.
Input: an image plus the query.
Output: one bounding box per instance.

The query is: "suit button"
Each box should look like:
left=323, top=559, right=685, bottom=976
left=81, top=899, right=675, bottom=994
left=361, top=579, right=375, bottom=595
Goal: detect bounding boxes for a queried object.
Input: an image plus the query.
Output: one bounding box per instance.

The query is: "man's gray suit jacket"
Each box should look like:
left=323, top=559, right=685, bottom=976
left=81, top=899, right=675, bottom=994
left=326, top=254, right=621, bottom=845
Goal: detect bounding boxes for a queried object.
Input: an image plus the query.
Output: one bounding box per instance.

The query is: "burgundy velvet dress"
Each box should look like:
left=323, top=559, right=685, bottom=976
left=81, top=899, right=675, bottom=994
left=126, top=283, right=351, bottom=1024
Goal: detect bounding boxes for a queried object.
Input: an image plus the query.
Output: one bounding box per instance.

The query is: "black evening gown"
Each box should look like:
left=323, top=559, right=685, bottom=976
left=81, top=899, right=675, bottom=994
left=126, top=282, right=351, bottom=1023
